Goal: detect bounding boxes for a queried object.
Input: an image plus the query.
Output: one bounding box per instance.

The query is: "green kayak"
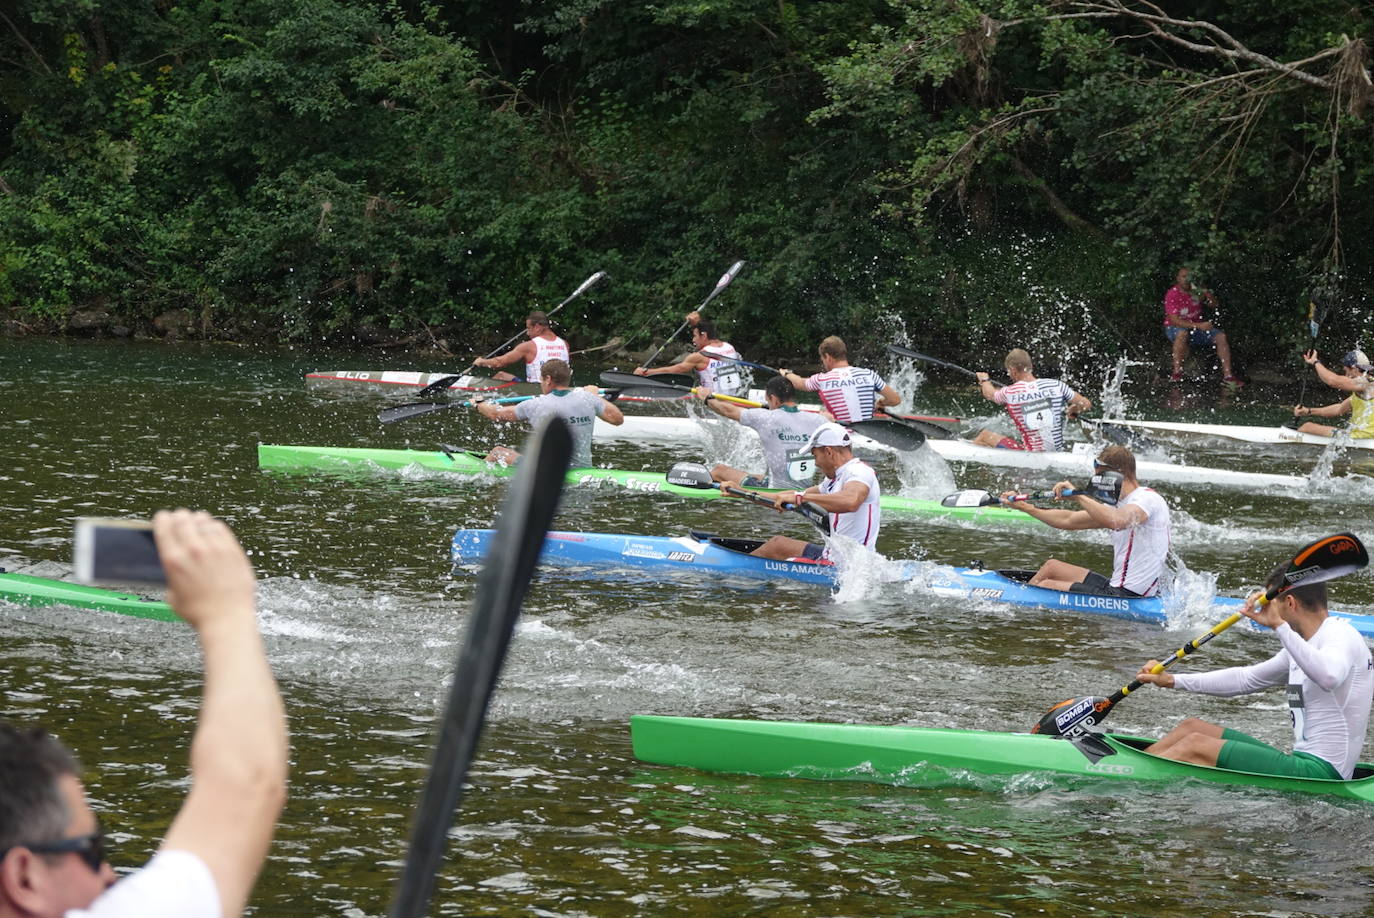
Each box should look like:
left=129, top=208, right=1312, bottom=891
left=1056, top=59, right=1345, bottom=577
left=256, top=444, right=1031, bottom=525
left=0, top=572, right=176, bottom=622
left=630, top=715, right=1374, bottom=802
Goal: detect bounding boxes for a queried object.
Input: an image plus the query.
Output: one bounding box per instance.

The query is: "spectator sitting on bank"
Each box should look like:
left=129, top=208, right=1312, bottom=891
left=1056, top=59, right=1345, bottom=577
left=1163, top=266, right=1245, bottom=389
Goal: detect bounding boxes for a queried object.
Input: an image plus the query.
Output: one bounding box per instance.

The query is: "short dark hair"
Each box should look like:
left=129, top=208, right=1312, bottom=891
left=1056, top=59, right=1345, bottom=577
left=526, top=311, right=551, bottom=329
left=540, top=358, right=572, bottom=387
left=1265, top=562, right=1328, bottom=611
left=694, top=319, right=718, bottom=340
left=765, top=376, right=795, bottom=402
left=0, top=723, right=79, bottom=852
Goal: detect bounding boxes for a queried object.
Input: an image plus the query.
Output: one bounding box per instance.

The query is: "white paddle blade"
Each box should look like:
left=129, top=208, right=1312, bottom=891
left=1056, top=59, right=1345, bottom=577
left=941, top=489, right=993, bottom=508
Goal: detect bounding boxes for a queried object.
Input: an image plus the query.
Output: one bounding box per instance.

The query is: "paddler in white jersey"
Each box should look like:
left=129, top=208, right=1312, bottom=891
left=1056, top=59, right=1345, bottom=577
left=1001, top=445, right=1171, bottom=598
left=696, top=376, right=825, bottom=490
left=472, top=311, right=570, bottom=382
left=633, top=319, right=750, bottom=397
left=1293, top=348, right=1374, bottom=440
left=476, top=359, right=623, bottom=468
left=1135, top=565, right=1374, bottom=780
left=971, top=348, right=1091, bottom=450
left=780, top=335, right=901, bottom=424
left=723, top=422, right=881, bottom=561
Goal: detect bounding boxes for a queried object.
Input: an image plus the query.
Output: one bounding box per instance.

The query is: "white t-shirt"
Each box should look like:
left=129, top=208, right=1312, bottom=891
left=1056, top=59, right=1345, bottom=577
left=819, top=457, right=881, bottom=548
left=514, top=388, right=604, bottom=468
left=1109, top=487, right=1170, bottom=596
left=1173, top=618, right=1374, bottom=778
left=739, top=406, right=824, bottom=488
left=525, top=335, right=570, bottom=383
left=69, top=850, right=219, bottom=918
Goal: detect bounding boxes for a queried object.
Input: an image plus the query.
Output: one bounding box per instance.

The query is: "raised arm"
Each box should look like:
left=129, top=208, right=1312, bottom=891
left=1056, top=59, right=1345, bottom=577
left=637, top=353, right=707, bottom=376
left=155, top=510, right=288, bottom=918
left=473, top=340, right=534, bottom=370
left=695, top=390, right=746, bottom=421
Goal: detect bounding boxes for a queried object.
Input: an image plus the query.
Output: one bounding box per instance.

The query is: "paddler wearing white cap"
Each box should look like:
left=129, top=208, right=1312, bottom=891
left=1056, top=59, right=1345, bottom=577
left=720, top=422, right=881, bottom=561
left=1294, top=348, right=1374, bottom=439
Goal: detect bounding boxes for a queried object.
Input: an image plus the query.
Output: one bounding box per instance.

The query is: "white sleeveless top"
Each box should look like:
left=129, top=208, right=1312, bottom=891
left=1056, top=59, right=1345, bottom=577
left=525, top=334, right=570, bottom=383
left=697, top=341, right=748, bottom=396
left=1109, top=487, right=1170, bottom=596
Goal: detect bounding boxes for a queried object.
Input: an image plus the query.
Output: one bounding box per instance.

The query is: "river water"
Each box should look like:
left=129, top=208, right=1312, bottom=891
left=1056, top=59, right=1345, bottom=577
left=3, top=337, right=1374, bottom=916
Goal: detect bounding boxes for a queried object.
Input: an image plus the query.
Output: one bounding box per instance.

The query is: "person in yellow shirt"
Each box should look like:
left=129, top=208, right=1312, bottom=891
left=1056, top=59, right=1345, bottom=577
left=1293, top=349, right=1374, bottom=438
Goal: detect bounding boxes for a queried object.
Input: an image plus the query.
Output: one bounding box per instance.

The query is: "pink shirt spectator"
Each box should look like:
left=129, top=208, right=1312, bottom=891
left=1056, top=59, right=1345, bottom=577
left=1162, top=284, right=1204, bottom=327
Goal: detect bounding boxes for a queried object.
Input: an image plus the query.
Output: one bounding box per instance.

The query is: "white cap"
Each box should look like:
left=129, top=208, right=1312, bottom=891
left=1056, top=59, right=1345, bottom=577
left=801, top=422, right=852, bottom=453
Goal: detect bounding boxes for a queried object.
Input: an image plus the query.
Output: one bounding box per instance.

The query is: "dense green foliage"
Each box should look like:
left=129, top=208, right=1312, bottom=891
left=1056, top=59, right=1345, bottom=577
left=1, top=0, right=1370, bottom=369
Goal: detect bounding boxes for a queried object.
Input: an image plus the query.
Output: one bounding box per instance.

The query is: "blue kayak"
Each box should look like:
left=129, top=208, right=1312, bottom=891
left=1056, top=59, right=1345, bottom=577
left=449, top=529, right=1374, bottom=635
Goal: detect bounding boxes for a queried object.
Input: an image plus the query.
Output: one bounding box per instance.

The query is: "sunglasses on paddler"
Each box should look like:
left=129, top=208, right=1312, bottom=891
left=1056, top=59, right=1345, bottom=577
left=2, top=831, right=108, bottom=872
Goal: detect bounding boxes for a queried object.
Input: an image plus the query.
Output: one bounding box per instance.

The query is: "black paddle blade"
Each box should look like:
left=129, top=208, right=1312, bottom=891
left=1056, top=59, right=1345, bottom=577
left=798, top=501, right=832, bottom=535
left=1272, top=532, right=1368, bottom=598
left=599, top=370, right=688, bottom=394
left=378, top=401, right=460, bottom=424
left=666, top=462, right=716, bottom=489
left=389, top=416, right=572, bottom=918
left=848, top=419, right=927, bottom=451
left=414, top=375, right=463, bottom=398
left=1031, top=695, right=1115, bottom=737
left=940, top=489, right=995, bottom=509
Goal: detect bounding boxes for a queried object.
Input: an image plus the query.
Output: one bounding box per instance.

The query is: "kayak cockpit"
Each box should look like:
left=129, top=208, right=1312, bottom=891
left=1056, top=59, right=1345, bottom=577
left=688, top=531, right=834, bottom=567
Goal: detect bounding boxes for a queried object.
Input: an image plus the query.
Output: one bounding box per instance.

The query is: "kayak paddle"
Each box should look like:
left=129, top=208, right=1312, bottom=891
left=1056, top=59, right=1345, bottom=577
left=887, top=343, right=1006, bottom=384
left=1032, top=531, right=1370, bottom=740
left=942, top=473, right=1119, bottom=509
left=389, top=415, right=573, bottom=918
left=666, top=462, right=831, bottom=534
left=941, top=488, right=1080, bottom=508
left=415, top=270, right=609, bottom=396
left=698, top=350, right=781, bottom=375
left=378, top=394, right=536, bottom=425
left=639, top=260, right=746, bottom=370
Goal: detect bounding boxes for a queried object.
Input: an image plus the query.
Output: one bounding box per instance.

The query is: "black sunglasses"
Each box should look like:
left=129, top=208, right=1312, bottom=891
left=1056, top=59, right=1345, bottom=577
left=18, top=832, right=108, bottom=872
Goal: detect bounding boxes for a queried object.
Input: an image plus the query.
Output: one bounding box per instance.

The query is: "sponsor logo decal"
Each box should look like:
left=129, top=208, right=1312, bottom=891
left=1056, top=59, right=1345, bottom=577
left=1085, top=762, right=1134, bottom=775
left=667, top=551, right=696, bottom=562
left=970, top=588, right=1004, bottom=600
left=1054, top=698, right=1096, bottom=730
left=622, top=543, right=666, bottom=560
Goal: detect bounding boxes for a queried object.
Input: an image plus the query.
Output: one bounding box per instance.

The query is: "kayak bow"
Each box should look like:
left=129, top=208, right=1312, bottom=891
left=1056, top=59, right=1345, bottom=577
left=0, top=572, right=175, bottom=621
left=629, top=716, right=1374, bottom=802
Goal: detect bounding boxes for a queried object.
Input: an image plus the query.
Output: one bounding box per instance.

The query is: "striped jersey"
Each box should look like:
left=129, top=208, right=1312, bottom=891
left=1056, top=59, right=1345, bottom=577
left=1108, top=487, right=1170, bottom=596
left=991, top=378, right=1078, bottom=451
left=821, top=457, right=881, bottom=550
left=804, top=366, right=888, bottom=423
left=525, top=334, right=570, bottom=383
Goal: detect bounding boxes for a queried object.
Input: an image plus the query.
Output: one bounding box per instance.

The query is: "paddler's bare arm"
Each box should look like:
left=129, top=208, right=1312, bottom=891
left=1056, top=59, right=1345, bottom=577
left=588, top=385, right=625, bottom=426
left=999, top=491, right=1097, bottom=530
left=473, top=340, right=534, bottom=370
left=635, top=353, right=707, bottom=376
left=782, top=480, right=868, bottom=514
left=878, top=384, right=901, bottom=408
left=974, top=372, right=999, bottom=403
left=694, top=389, right=746, bottom=421
left=1305, top=351, right=1366, bottom=392
left=778, top=369, right=810, bottom=391
left=476, top=399, right=520, bottom=422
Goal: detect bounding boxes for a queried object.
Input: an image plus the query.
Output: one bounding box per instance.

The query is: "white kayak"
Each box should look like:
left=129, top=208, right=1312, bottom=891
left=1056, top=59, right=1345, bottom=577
left=305, top=370, right=537, bottom=392
left=1084, top=417, right=1374, bottom=451
left=595, top=414, right=1311, bottom=492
